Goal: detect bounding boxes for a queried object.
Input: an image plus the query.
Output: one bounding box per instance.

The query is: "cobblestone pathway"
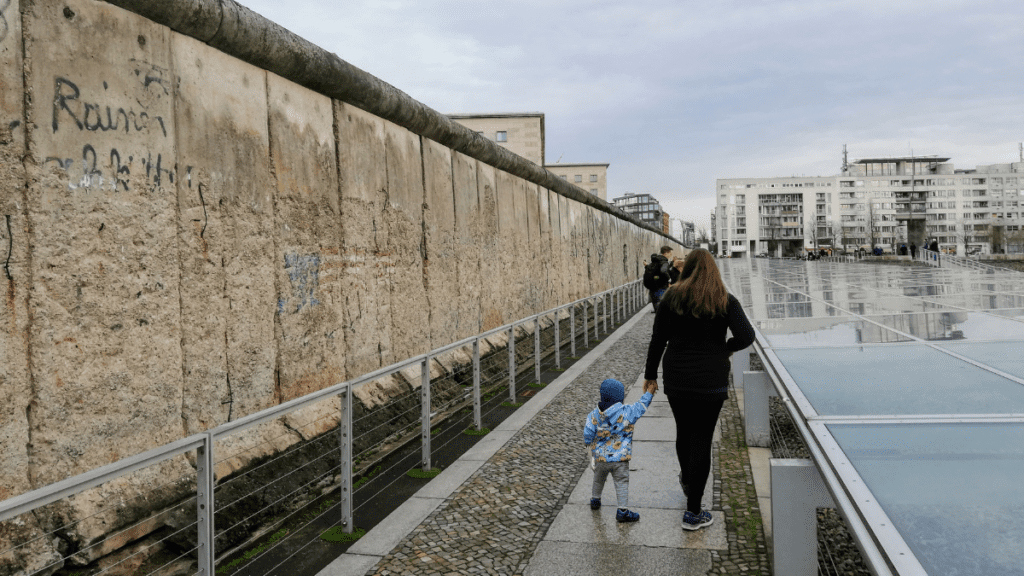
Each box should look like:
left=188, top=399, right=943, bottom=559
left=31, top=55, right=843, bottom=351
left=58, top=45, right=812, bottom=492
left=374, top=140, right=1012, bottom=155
left=365, top=313, right=771, bottom=575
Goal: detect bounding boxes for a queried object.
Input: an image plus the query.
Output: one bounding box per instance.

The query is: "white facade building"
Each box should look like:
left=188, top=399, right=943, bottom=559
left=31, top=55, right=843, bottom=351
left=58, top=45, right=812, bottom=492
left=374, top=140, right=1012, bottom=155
left=716, top=156, right=1024, bottom=258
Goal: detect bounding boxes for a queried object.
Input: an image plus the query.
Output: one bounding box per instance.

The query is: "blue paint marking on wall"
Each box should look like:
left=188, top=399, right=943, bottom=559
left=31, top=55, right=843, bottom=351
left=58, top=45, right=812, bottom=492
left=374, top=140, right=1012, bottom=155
left=280, top=252, right=321, bottom=313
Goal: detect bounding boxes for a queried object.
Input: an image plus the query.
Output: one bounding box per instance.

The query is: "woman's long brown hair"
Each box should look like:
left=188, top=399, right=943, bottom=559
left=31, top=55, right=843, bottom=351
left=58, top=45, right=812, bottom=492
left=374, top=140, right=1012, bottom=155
left=663, top=249, right=729, bottom=317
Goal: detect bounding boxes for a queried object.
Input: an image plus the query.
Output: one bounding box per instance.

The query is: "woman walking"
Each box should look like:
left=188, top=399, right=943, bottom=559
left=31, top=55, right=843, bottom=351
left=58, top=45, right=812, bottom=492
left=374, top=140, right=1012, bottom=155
left=643, top=249, right=755, bottom=531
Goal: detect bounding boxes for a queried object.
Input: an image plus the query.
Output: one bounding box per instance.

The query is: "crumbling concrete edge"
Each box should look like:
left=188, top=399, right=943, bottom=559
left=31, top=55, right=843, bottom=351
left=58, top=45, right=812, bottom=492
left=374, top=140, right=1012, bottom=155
left=97, top=0, right=683, bottom=245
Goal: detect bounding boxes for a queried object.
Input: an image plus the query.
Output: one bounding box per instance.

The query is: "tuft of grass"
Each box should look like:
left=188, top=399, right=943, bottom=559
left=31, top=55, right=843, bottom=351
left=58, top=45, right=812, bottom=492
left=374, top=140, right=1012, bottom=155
left=550, top=367, right=566, bottom=372
left=526, top=382, right=545, bottom=389
left=406, top=467, right=443, bottom=479
left=501, top=401, right=523, bottom=408
left=320, top=526, right=366, bottom=543
left=463, top=427, right=490, bottom=436
left=353, top=465, right=381, bottom=490
left=216, top=528, right=289, bottom=573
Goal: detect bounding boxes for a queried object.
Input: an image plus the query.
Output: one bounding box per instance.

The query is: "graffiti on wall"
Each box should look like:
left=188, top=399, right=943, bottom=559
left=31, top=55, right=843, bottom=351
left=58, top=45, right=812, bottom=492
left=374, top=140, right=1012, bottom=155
left=45, top=76, right=173, bottom=192
left=279, top=253, right=321, bottom=314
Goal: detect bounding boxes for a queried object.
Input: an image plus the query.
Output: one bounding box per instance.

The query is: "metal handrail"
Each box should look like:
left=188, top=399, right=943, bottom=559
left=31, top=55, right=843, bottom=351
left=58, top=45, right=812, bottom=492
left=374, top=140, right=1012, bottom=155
left=0, top=278, right=645, bottom=576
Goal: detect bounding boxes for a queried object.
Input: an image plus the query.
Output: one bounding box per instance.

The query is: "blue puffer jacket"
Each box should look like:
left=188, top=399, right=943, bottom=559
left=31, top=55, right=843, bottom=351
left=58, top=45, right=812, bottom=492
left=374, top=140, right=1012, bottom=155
left=583, top=391, right=653, bottom=462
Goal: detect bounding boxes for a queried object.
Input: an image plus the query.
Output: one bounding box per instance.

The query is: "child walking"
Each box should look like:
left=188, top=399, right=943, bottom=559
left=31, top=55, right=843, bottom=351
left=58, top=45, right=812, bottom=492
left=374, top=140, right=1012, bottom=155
left=583, top=378, right=656, bottom=522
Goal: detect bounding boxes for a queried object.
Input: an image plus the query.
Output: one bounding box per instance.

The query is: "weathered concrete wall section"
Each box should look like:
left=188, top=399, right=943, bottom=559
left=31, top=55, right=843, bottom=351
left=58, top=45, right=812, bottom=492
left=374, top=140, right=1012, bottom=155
left=0, top=0, right=63, bottom=572
left=0, top=0, right=681, bottom=572
left=267, top=72, right=344, bottom=437
left=451, top=151, right=481, bottom=339
left=421, top=137, right=459, bottom=347
left=335, top=102, right=390, bottom=378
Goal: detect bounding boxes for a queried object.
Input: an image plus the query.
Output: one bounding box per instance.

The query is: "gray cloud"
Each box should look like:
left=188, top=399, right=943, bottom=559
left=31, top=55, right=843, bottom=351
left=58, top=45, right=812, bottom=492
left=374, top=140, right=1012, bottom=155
left=242, top=0, right=1024, bottom=226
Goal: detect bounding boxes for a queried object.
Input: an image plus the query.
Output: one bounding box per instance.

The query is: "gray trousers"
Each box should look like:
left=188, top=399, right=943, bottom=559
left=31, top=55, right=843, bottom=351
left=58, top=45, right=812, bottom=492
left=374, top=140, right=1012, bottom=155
left=592, top=461, right=630, bottom=508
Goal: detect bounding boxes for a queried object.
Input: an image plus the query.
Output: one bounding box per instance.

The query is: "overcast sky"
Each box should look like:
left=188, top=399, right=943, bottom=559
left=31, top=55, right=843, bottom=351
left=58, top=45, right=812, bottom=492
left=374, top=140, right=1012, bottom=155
left=242, top=0, right=1024, bottom=230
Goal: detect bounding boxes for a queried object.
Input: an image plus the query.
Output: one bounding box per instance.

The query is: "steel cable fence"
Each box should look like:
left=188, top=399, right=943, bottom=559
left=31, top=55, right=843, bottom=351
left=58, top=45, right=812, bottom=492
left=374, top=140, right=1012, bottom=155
left=1, top=281, right=643, bottom=576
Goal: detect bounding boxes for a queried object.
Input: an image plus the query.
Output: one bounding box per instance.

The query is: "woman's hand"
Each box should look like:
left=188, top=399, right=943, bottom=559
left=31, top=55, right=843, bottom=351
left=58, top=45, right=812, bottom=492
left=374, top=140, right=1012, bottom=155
left=643, top=379, right=659, bottom=394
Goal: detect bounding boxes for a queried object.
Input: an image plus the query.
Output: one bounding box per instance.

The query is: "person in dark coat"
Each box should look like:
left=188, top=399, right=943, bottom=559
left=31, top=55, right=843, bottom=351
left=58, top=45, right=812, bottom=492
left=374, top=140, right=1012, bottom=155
left=643, top=249, right=755, bottom=531
left=910, top=243, right=917, bottom=258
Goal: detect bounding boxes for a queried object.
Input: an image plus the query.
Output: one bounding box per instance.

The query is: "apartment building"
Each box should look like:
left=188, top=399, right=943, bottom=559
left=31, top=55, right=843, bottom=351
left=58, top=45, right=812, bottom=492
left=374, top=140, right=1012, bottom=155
left=449, top=113, right=611, bottom=200
left=545, top=163, right=610, bottom=201
left=716, top=156, right=1024, bottom=258
left=612, top=193, right=664, bottom=229
left=448, top=113, right=545, bottom=166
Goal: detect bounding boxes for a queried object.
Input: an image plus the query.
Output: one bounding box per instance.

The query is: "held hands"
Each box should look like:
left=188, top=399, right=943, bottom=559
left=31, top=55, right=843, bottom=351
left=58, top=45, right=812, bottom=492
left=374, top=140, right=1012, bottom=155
left=643, top=379, right=659, bottom=395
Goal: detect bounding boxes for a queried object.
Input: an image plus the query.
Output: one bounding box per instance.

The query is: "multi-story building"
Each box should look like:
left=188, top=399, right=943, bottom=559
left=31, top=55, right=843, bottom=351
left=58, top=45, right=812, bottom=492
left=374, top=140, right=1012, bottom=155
left=716, top=155, right=1024, bottom=258
left=545, top=163, right=610, bottom=200
left=612, top=193, right=664, bottom=229
left=448, top=113, right=545, bottom=166
left=449, top=113, right=610, bottom=201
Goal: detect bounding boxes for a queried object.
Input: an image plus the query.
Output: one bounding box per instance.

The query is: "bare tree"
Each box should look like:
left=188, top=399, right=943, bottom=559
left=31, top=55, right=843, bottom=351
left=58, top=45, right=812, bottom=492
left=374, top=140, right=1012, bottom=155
left=866, top=202, right=879, bottom=251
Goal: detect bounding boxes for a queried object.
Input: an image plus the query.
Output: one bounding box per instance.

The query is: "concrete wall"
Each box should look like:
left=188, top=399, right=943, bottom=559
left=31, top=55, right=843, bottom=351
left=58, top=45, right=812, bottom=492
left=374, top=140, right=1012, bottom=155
left=0, top=0, right=680, bottom=572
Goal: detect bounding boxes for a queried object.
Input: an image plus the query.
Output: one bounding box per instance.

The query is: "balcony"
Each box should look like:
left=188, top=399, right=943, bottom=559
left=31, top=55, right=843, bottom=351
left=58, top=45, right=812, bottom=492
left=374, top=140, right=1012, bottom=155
left=895, top=202, right=927, bottom=221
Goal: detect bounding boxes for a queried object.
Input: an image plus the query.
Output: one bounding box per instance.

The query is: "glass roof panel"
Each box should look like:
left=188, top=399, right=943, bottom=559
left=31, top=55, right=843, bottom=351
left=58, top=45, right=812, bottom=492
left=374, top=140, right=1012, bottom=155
left=935, top=341, right=1024, bottom=381
left=773, top=345, right=1024, bottom=415
left=861, top=311, right=1024, bottom=341
left=828, top=422, right=1024, bottom=576
left=758, top=317, right=912, bottom=347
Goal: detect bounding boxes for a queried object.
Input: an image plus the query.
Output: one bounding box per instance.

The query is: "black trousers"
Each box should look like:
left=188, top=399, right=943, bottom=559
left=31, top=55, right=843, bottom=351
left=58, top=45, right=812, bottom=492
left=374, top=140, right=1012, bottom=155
left=667, top=392, right=726, bottom=514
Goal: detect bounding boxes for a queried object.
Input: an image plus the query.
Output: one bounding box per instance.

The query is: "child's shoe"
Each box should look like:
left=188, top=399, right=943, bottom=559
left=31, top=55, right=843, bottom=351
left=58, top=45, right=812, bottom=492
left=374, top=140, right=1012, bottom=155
left=615, top=508, right=640, bottom=523
left=590, top=498, right=601, bottom=510
left=681, top=509, right=713, bottom=531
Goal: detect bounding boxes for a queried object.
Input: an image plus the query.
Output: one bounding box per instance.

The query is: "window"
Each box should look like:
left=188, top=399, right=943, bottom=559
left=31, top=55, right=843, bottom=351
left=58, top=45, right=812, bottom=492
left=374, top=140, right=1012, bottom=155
left=560, top=175, right=567, bottom=180
left=590, top=174, right=598, bottom=182
left=574, top=175, right=582, bottom=183
left=590, top=189, right=597, bottom=195
left=495, top=131, right=507, bottom=142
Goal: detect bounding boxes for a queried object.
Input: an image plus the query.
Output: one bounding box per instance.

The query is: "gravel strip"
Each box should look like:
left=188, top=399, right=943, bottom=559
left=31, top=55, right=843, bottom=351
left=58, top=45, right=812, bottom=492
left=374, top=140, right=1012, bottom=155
left=769, top=397, right=871, bottom=576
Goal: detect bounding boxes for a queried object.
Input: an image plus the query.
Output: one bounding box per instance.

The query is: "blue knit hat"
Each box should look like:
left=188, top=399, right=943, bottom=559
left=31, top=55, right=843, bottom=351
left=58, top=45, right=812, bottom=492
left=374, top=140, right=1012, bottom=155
left=598, top=378, right=624, bottom=412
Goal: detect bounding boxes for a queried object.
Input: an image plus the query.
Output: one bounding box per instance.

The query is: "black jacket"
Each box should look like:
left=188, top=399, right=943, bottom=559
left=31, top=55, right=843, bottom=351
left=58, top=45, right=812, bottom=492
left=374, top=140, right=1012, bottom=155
left=644, top=294, right=755, bottom=396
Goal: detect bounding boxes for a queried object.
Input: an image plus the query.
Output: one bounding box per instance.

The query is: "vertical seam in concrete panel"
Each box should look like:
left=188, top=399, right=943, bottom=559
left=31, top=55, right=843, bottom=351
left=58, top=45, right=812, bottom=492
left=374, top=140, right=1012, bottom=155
left=169, top=28, right=191, bottom=441
left=380, top=129, right=390, bottom=368
left=17, top=0, right=38, bottom=488
left=330, top=99, right=347, bottom=372
left=265, top=71, right=283, bottom=406
left=416, top=135, right=432, bottom=350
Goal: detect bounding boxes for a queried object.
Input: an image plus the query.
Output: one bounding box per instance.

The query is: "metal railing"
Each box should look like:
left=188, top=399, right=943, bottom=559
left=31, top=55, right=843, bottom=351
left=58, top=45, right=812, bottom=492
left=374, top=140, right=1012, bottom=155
left=0, top=280, right=646, bottom=576
left=916, top=248, right=1020, bottom=274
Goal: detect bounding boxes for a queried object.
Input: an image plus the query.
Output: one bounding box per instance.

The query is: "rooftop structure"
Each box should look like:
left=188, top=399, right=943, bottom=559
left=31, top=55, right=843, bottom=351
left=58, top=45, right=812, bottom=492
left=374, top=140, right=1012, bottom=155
left=611, top=192, right=665, bottom=230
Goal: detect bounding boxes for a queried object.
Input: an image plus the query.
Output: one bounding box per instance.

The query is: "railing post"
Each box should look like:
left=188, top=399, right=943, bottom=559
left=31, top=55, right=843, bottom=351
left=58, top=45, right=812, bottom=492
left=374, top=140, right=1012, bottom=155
left=196, top=433, right=215, bottom=575
left=593, top=297, right=599, bottom=340
left=771, top=459, right=835, bottom=576
left=570, top=304, right=576, bottom=359
left=743, top=370, right=775, bottom=447
left=611, top=289, right=617, bottom=325
left=473, top=339, right=482, bottom=430
left=582, top=299, right=589, bottom=349
left=534, top=314, right=542, bottom=384
left=508, top=325, right=516, bottom=403
left=554, top=308, right=561, bottom=370
left=603, top=293, right=608, bottom=334
left=421, top=358, right=431, bottom=471
left=339, top=385, right=353, bottom=533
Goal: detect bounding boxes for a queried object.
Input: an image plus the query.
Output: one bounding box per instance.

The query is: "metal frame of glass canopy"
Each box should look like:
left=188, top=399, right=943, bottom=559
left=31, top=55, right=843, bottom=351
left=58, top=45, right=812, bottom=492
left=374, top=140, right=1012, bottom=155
left=720, top=258, right=1024, bottom=576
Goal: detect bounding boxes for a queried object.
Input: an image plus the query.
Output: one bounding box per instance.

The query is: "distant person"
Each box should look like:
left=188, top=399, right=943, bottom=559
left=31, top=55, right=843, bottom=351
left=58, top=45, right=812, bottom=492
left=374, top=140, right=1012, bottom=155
left=642, top=246, right=673, bottom=312
left=930, top=239, right=939, bottom=252
left=910, top=243, right=917, bottom=259
left=643, top=249, right=755, bottom=531
left=584, top=378, right=655, bottom=523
